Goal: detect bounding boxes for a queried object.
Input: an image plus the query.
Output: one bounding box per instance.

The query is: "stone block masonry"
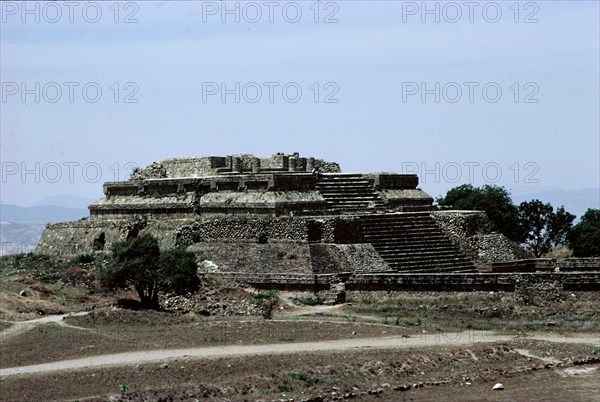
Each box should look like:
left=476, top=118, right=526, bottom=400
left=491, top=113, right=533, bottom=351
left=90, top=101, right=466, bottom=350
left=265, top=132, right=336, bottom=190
left=223, top=272, right=600, bottom=293
left=35, top=153, right=535, bottom=279
left=431, top=210, right=533, bottom=270
left=36, top=218, right=192, bottom=257
left=130, top=153, right=342, bottom=179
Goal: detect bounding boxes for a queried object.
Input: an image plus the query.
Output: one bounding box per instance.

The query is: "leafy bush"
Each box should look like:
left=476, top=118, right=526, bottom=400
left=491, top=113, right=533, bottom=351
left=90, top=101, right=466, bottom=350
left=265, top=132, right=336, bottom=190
left=288, top=371, right=321, bottom=387
left=296, top=294, right=325, bottom=306
left=253, top=290, right=278, bottom=319
left=256, top=230, right=269, bottom=244
left=71, top=253, right=95, bottom=264
left=261, top=300, right=274, bottom=319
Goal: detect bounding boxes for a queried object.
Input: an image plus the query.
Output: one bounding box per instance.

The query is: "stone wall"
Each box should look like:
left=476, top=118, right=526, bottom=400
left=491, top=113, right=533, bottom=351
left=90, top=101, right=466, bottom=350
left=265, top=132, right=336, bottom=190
left=318, top=217, right=364, bottom=243
left=431, top=210, right=532, bottom=269
left=221, top=272, right=600, bottom=293
left=36, top=214, right=368, bottom=258
left=559, top=258, right=600, bottom=271
left=36, top=218, right=194, bottom=257
left=492, top=259, right=555, bottom=273
left=332, top=244, right=390, bottom=273
left=190, top=240, right=312, bottom=275
left=198, top=190, right=327, bottom=217
left=36, top=220, right=127, bottom=257
left=174, top=215, right=365, bottom=246
left=378, top=189, right=434, bottom=210
left=176, top=217, right=310, bottom=244
left=493, top=258, right=600, bottom=273
left=90, top=194, right=197, bottom=221
left=364, top=173, right=419, bottom=189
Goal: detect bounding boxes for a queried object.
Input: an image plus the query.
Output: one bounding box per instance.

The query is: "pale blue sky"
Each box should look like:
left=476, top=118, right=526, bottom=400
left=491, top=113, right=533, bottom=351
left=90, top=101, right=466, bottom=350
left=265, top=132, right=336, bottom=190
left=1, top=1, right=599, bottom=209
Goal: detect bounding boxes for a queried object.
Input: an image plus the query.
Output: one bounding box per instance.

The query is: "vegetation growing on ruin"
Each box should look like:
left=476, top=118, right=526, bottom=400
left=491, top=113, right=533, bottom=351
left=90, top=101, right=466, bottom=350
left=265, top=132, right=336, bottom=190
left=99, top=234, right=200, bottom=309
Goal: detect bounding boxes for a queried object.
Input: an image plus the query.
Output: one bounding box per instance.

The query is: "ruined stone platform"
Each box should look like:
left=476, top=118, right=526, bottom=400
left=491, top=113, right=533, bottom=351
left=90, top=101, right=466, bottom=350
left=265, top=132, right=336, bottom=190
left=36, top=153, right=527, bottom=277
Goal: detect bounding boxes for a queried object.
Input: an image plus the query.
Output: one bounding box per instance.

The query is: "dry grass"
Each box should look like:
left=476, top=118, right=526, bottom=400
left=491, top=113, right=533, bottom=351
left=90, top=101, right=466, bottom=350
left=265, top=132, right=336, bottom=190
left=344, top=290, right=600, bottom=333
left=1, top=254, right=599, bottom=401
left=1, top=340, right=598, bottom=402
left=0, top=309, right=411, bottom=368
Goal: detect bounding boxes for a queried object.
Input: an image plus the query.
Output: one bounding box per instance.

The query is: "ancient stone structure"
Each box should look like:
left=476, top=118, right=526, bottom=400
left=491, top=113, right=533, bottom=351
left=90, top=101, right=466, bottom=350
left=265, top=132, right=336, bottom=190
left=37, top=153, right=527, bottom=279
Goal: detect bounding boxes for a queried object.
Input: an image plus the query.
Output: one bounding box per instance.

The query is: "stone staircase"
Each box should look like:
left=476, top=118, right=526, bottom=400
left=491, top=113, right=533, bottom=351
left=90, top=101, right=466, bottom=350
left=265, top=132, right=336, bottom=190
left=359, top=213, right=477, bottom=273
left=316, top=174, right=381, bottom=212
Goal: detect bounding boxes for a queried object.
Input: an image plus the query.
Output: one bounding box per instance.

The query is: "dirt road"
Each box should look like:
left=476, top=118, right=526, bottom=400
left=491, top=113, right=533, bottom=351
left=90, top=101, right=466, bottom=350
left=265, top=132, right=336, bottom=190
left=2, top=330, right=598, bottom=378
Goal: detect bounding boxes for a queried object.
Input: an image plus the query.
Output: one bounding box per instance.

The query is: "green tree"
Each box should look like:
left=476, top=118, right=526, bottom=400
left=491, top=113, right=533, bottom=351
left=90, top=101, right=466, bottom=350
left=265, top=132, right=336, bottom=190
left=158, top=246, right=200, bottom=294
left=569, top=209, right=600, bottom=257
left=517, top=200, right=575, bottom=257
left=100, top=234, right=199, bottom=309
left=437, top=184, right=521, bottom=240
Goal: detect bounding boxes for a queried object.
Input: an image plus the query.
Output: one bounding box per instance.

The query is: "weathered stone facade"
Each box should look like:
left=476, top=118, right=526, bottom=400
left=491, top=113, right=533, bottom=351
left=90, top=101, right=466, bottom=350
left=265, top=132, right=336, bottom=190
left=36, top=153, right=529, bottom=279
left=130, top=153, right=341, bottom=180
left=431, top=211, right=533, bottom=270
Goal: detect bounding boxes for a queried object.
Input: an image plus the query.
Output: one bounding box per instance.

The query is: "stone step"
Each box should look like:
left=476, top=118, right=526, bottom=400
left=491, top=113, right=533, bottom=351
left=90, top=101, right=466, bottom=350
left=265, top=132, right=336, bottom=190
left=368, top=237, right=453, bottom=244
left=368, top=241, right=453, bottom=249
left=368, top=235, right=452, bottom=242
left=357, top=213, right=477, bottom=273
left=393, top=265, right=478, bottom=273
left=362, top=225, right=442, bottom=232
left=388, top=260, right=474, bottom=270
left=317, top=179, right=371, bottom=184
left=319, top=175, right=366, bottom=180
left=323, top=194, right=379, bottom=200
left=363, top=231, right=446, bottom=239
left=326, top=200, right=372, bottom=205
left=361, top=217, right=437, bottom=223
left=392, top=266, right=478, bottom=274
left=376, top=246, right=470, bottom=257
left=317, top=182, right=371, bottom=187
left=359, top=212, right=432, bottom=218
left=362, top=219, right=440, bottom=225
left=360, top=217, right=434, bottom=224
left=386, top=259, right=473, bottom=268
left=318, top=189, right=378, bottom=195
left=382, top=253, right=471, bottom=261
left=363, top=224, right=442, bottom=230
left=375, top=247, right=461, bottom=256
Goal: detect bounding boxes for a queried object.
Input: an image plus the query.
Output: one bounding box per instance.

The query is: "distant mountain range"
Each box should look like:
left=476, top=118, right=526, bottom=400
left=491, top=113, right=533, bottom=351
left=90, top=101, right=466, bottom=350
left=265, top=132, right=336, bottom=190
left=0, top=203, right=90, bottom=255
left=0, top=204, right=89, bottom=224
left=0, top=222, right=46, bottom=256
left=33, top=195, right=95, bottom=209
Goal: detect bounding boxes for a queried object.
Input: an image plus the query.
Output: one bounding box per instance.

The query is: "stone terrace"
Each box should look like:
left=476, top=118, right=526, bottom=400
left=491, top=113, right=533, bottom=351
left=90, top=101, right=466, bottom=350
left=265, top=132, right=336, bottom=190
left=37, top=153, right=528, bottom=277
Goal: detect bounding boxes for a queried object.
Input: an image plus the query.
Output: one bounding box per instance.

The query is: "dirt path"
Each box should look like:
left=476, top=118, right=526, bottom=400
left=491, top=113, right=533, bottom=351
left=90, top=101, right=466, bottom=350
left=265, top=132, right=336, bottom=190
left=0, top=311, right=90, bottom=340
left=2, top=331, right=598, bottom=378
